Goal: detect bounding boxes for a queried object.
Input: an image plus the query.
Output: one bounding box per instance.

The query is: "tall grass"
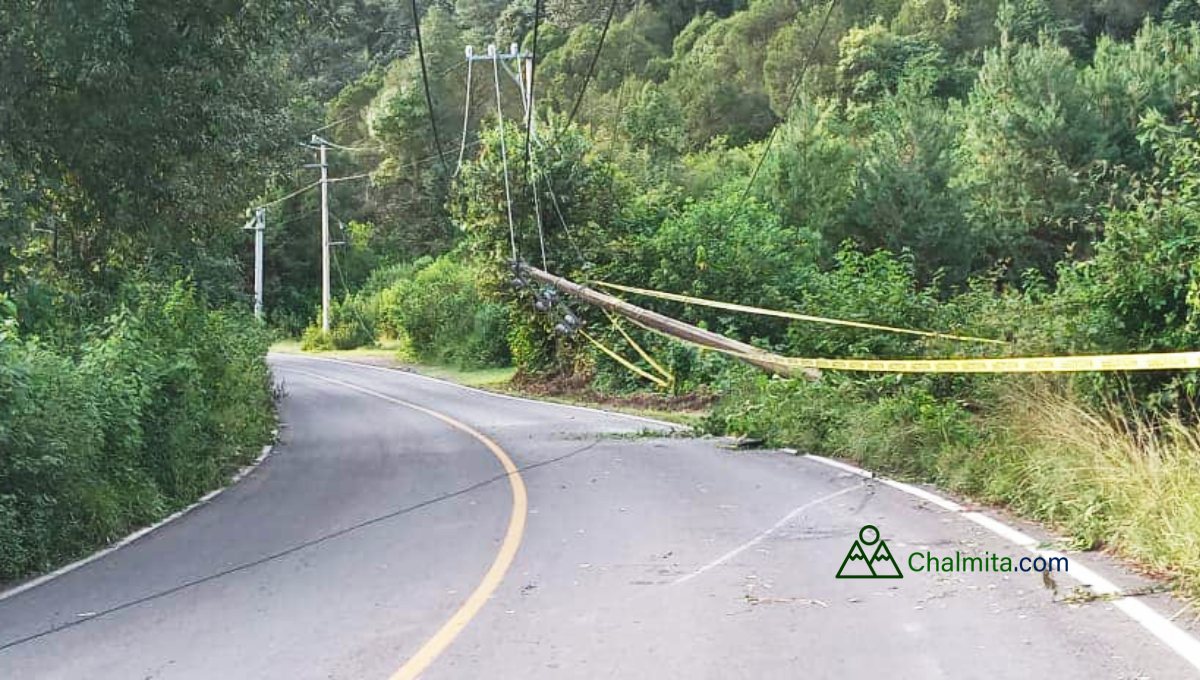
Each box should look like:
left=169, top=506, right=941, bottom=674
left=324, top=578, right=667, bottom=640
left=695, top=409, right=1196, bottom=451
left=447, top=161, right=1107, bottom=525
left=999, top=384, right=1200, bottom=590
left=709, top=374, right=1200, bottom=600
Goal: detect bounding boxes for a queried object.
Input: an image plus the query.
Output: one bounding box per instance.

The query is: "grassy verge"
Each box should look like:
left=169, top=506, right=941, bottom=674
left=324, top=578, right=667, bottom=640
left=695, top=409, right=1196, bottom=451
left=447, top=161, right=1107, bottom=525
left=270, top=341, right=702, bottom=426
left=488, top=385, right=705, bottom=427
left=708, top=373, right=1200, bottom=602
left=272, top=340, right=515, bottom=386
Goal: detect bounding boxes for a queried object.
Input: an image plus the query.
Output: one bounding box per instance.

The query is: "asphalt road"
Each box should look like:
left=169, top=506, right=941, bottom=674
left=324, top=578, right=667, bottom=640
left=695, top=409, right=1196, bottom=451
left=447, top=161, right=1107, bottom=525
left=1, top=353, right=1197, bottom=679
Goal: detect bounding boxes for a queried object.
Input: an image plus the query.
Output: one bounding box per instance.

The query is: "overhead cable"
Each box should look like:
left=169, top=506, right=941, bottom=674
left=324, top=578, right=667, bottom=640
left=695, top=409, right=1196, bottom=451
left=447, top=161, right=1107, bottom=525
left=410, top=0, right=449, bottom=172
left=256, top=181, right=320, bottom=211
left=593, top=280, right=1006, bottom=345
left=454, top=50, right=475, bottom=176
left=567, top=0, right=619, bottom=126
left=736, top=0, right=838, bottom=212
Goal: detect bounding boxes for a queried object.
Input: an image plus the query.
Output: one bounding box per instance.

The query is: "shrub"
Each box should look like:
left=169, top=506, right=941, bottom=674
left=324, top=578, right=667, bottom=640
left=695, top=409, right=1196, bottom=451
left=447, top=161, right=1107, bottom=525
left=300, top=324, right=333, bottom=351
left=0, top=281, right=274, bottom=581
left=377, top=256, right=511, bottom=368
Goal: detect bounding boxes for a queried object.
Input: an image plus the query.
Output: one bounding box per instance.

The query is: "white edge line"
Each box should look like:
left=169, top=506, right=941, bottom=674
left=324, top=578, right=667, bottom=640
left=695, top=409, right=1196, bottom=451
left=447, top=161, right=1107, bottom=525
left=804, top=453, right=1200, bottom=672
left=269, top=353, right=683, bottom=430
left=0, top=436, right=278, bottom=603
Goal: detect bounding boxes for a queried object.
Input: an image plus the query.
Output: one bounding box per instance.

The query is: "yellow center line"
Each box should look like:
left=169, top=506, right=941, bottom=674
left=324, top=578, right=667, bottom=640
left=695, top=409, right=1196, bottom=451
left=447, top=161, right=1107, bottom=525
left=286, top=368, right=528, bottom=680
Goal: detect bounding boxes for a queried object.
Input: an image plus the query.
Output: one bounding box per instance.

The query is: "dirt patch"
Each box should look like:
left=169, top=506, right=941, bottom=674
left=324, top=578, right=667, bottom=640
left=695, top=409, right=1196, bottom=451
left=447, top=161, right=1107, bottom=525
left=509, top=370, right=717, bottom=413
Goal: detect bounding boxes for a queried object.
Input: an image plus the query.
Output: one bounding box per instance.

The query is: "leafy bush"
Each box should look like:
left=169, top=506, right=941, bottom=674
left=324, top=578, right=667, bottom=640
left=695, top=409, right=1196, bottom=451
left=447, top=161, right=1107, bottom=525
left=0, top=281, right=274, bottom=580
left=386, top=256, right=510, bottom=368
left=300, top=324, right=333, bottom=351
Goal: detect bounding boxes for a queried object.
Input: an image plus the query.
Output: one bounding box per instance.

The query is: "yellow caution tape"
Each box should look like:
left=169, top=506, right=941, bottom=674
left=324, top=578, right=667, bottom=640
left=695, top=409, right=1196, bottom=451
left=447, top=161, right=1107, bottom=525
left=624, top=317, right=1200, bottom=375
left=595, top=280, right=1007, bottom=345
left=756, top=351, right=1200, bottom=374
left=604, top=310, right=673, bottom=383
left=581, top=330, right=671, bottom=387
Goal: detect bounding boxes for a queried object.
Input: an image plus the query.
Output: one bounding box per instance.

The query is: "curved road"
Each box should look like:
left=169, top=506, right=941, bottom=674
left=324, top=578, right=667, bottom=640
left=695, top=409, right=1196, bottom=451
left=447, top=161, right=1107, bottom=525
left=0, top=353, right=1197, bottom=678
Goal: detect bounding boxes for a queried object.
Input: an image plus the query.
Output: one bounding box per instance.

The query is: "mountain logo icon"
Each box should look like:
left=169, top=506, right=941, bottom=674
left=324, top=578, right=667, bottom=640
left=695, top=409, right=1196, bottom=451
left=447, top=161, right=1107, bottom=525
left=836, top=524, right=903, bottom=579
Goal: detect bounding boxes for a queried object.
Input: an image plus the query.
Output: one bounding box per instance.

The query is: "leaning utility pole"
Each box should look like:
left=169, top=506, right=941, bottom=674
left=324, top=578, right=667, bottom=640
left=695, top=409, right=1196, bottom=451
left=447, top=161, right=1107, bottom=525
left=313, top=136, right=331, bottom=333
left=519, top=264, right=821, bottom=380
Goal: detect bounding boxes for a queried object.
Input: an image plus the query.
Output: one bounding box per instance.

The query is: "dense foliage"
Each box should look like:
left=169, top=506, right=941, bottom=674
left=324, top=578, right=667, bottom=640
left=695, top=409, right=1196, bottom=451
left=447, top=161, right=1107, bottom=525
left=0, top=283, right=272, bottom=579
left=280, top=0, right=1200, bottom=594
left=9, top=0, right=1200, bottom=589
left=305, top=1, right=1200, bottom=391
left=0, top=2, right=338, bottom=579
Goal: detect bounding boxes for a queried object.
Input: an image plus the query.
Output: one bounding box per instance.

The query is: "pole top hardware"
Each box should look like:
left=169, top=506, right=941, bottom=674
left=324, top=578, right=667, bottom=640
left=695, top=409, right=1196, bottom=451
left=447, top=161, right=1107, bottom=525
left=470, top=43, right=528, bottom=61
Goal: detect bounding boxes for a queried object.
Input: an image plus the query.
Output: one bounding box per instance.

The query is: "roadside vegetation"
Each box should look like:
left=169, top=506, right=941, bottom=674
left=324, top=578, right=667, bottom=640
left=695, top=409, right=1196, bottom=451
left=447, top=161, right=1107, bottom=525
left=9, top=0, right=1200, bottom=602
left=0, top=286, right=273, bottom=580
left=0, top=4, right=316, bottom=580
left=276, top=1, right=1200, bottom=601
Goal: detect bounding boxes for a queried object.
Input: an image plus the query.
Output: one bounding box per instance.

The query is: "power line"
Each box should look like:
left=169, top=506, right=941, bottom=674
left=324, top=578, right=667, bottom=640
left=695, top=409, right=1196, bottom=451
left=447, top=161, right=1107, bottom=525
left=326, top=172, right=372, bottom=185
left=256, top=181, right=320, bottom=211
left=410, top=0, right=449, bottom=173
left=525, top=0, right=549, bottom=272
left=524, top=0, right=544, bottom=171
left=0, top=438, right=602, bottom=654
left=454, top=53, right=475, bottom=176
left=567, top=0, right=618, bottom=127
left=542, top=171, right=588, bottom=272
left=314, top=139, right=384, bottom=153
left=255, top=138, right=462, bottom=216
left=735, top=0, right=838, bottom=212
left=307, top=117, right=352, bottom=136
left=330, top=240, right=376, bottom=341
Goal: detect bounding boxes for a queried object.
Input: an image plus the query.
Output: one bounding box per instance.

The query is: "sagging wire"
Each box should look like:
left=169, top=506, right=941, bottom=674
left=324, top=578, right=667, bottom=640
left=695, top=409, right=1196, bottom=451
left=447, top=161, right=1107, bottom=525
left=530, top=141, right=548, bottom=272
left=454, top=48, right=475, bottom=177
left=526, top=125, right=670, bottom=386
left=566, top=0, right=619, bottom=129
left=735, top=0, right=838, bottom=215
left=524, top=44, right=549, bottom=272
left=329, top=212, right=376, bottom=342
left=410, top=0, right=448, bottom=172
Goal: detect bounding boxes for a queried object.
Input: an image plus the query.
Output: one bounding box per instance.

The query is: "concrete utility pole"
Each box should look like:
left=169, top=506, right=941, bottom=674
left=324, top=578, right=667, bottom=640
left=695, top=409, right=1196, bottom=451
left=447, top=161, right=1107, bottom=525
left=314, top=136, right=331, bottom=333
left=242, top=208, right=266, bottom=320
left=253, top=207, right=265, bottom=320
left=519, top=264, right=821, bottom=381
